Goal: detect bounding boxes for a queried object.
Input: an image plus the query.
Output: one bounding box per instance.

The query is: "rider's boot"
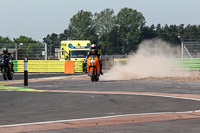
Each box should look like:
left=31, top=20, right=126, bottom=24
left=12, top=63, right=14, bottom=73
left=85, top=67, right=87, bottom=74
left=100, top=64, right=103, bottom=75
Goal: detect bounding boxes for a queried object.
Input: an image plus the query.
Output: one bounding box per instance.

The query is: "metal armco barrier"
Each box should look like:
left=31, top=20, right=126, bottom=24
left=74, top=61, right=83, bottom=73
left=179, top=58, right=200, bottom=70
left=14, top=60, right=65, bottom=72
left=12, top=58, right=200, bottom=73
left=114, top=58, right=200, bottom=71
left=13, top=60, right=83, bottom=73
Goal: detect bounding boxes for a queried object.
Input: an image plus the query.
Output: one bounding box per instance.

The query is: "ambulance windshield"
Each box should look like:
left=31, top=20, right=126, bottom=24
left=70, top=50, right=88, bottom=58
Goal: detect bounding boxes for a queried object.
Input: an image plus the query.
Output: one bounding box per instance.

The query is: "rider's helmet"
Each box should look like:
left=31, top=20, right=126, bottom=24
left=2, top=48, right=8, bottom=55
left=90, top=44, right=97, bottom=54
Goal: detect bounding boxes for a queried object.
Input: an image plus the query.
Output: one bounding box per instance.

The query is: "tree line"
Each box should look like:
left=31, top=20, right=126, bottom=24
left=1, top=7, right=200, bottom=55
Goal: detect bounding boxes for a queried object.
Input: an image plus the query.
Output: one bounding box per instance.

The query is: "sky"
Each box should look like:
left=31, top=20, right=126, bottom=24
left=0, top=0, right=199, bottom=41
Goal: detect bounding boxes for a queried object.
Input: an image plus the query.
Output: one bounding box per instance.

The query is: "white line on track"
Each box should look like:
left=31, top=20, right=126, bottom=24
left=0, top=110, right=200, bottom=128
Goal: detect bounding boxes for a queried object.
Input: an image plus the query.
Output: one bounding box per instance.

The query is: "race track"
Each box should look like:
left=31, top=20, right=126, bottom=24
left=0, top=74, right=200, bottom=133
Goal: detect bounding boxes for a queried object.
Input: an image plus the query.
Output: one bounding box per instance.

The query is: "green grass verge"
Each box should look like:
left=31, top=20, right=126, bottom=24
left=0, top=86, right=43, bottom=92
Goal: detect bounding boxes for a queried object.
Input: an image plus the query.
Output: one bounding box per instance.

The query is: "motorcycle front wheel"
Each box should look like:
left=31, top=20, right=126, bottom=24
left=90, top=68, right=95, bottom=82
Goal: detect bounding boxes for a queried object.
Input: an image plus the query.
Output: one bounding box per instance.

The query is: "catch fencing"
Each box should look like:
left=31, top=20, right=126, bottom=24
left=0, top=42, right=45, bottom=60
left=183, top=38, right=200, bottom=58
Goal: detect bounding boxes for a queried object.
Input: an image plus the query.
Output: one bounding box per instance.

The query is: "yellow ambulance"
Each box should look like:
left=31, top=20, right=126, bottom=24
left=58, top=40, right=91, bottom=72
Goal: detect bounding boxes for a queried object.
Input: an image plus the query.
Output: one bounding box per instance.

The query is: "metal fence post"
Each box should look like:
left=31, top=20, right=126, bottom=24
left=181, top=41, right=184, bottom=59
left=45, top=43, right=47, bottom=60
left=178, top=36, right=184, bottom=59
left=13, top=38, right=18, bottom=60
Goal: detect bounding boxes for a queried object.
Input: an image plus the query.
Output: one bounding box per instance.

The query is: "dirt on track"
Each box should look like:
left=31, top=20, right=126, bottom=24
left=42, top=73, right=200, bottom=82
left=131, top=75, right=200, bottom=81
left=103, top=71, right=200, bottom=82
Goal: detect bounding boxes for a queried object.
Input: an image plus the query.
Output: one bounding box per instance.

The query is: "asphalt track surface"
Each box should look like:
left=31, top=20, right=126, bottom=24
left=0, top=73, right=200, bottom=133
left=0, top=73, right=73, bottom=81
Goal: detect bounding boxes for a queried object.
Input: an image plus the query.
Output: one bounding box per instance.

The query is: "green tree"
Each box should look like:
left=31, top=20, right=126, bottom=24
left=59, top=29, right=69, bottom=41
left=0, top=36, right=13, bottom=49
left=67, top=10, right=97, bottom=43
left=116, top=8, right=146, bottom=54
left=43, top=33, right=59, bottom=47
left=94, top=8, right=116, bottom=54
left=43, top=33, right=59, bottom=59
left=177, top=24, right=185, bottom=37
left=94, top=8, right=116, bottom=38
left=141, top=24, right=157, bottom=39
left=15, top=35, right=38, bottom=43
left=0, top=36, right=12, bottom=43
left=184, top=24, right=199, bottom=39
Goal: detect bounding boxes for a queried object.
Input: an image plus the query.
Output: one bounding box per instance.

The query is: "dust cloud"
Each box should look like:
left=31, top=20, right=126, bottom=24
left=102, top=39, right=193, bottom=80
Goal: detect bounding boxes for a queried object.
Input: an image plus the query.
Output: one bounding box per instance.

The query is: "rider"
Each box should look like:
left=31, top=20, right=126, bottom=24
left=1, top=48, right=12, bottom=58
left=0, top=48, right=14, bottom=71
left=86, top=44, right=103, bottom=75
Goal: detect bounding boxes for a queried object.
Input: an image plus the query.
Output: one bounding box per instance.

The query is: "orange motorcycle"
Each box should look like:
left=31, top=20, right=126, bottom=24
left=87, top=55, right=100, bottom=82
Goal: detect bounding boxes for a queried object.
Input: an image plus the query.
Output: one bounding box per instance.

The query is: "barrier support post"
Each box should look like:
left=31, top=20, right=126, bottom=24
left=24, top=57, right=28, bottom=86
